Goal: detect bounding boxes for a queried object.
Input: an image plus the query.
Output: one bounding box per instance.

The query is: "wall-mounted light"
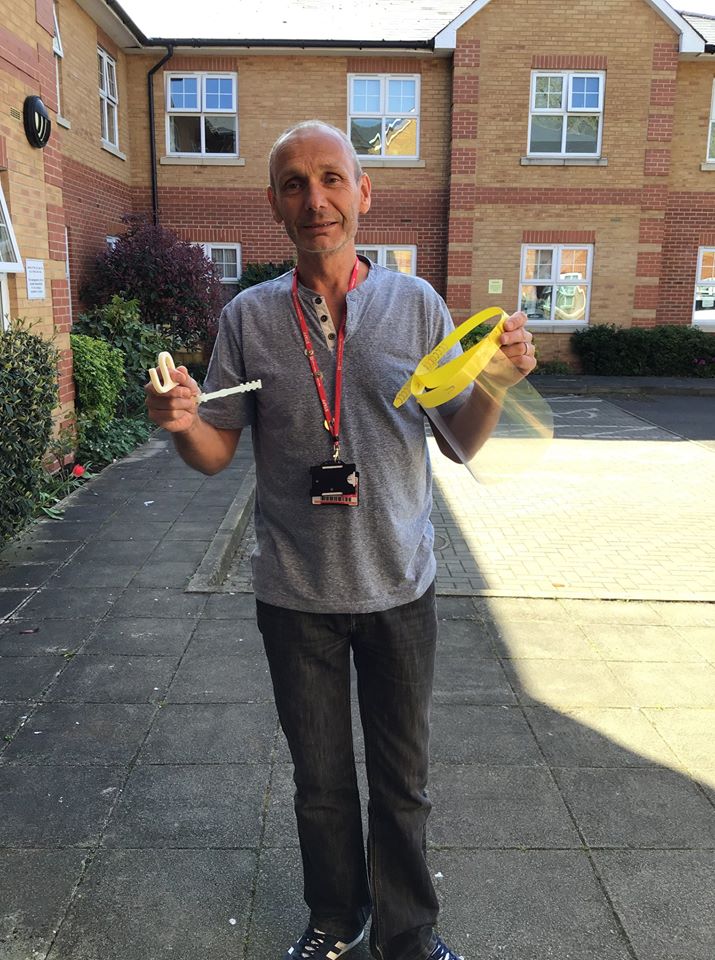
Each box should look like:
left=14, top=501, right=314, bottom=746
left=23, top=96, right=52, bottom=148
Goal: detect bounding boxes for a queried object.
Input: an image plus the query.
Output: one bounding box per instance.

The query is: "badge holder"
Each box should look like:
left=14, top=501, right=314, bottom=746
left=310, top=460, right=359, bottom=506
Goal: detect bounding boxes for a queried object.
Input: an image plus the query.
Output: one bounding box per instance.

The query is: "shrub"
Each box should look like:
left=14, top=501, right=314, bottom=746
left=460, top=322, right=494, bottom=351
left=572, top=324, right=715, bottom=377
left=238, top=260, right=294, bottom=292
left=0, top=325, right=59, bottom=542
left=70, top=333, right=125, bottom=426
left=80, top=217, right=224, bottom=348
left=72, top=295, right=169, bottom=414
left=76, top=415, right=153, bottom=467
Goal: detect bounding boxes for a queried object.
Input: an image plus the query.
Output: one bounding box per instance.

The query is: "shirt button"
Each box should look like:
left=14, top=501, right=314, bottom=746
left=320, top=315, right=329, bottom=322
left=328, top=332, right=336, bottom=340
left=314, top=297, right=322, bottom=304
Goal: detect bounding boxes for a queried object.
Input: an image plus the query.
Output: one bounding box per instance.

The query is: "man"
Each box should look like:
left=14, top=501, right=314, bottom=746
left=146, top=120, right=535, bottom=960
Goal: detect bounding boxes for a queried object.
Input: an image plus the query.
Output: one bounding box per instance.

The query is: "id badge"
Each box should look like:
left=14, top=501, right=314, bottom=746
left=310, top=460, right=359, bottom=506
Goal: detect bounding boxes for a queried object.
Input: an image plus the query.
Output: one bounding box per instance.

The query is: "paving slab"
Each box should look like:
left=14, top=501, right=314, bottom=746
left=83, top=617, right=195, bottom=656
left=166, top=652, right=273, bottom=703
left=0, top=657, right=62, bottom=700
left=605, top=660, right=715, bottom=707
left=0, top=849, right=87, bottom=960
left=49, top=849, right=255, bottom=960
left=46, top=654, right=178, bottom=703
left=642, top=708, right=715, bottom=767
left=429, top=704, right=543, bottom=765
left=594, top=851, right=715, bottom=960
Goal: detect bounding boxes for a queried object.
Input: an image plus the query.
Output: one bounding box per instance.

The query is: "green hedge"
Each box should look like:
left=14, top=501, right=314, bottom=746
left=70, top=333, right=125, bottom=425
left=572, top=324, right=715, bottom=377
left=0, top=327, right=59, bottom=542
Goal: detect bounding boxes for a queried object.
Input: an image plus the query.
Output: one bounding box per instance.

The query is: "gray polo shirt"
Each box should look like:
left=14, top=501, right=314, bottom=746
left=199, top=259, right=463, bottom=614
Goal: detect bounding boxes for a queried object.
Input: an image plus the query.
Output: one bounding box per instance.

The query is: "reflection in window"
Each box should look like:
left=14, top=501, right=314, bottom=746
left=694, top=247, right=715, bottom=324
left=166, top=73, right=238, bottom=156
left=356, top=244, right=416, bottom=275
left=520, top=244, right=593, bottom=323
left=349, top=74, right=420, bottom=159
left=528, top=71, right=605, bottom=157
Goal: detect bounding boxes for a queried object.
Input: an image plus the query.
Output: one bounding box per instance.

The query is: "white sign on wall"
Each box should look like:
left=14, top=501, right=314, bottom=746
left=25, top=259, right=46, bottom=300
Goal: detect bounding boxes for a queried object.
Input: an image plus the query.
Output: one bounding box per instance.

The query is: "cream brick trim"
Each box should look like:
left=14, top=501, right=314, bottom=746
left=525, top=323, right=588, bottom=334
left=160, top=156, right=246, bottom=166
left=521, top=157, right=608, bottom=167
left=101, top=140, right=126, bottom=161
left=701, top=162, right=715, bottom=172
left=360, top=159, right=426, bottom=168
left=56, top=116, right=71, bottom=129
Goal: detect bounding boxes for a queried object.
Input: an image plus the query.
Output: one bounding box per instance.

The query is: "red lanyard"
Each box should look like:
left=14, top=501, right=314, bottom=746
left=291, top=259, right=359, bottom=461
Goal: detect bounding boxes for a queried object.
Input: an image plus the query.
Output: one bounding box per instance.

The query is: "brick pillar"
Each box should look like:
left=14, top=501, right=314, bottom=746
left=446, top=39, right=480, bottom=323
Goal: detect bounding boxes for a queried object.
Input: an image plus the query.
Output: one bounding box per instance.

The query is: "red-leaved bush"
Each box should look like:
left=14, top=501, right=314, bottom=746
left=80, top=217, right=224, bottom=347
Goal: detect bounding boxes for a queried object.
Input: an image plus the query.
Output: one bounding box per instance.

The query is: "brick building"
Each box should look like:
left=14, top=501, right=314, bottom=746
left=1, top=0, right=714, bottom=430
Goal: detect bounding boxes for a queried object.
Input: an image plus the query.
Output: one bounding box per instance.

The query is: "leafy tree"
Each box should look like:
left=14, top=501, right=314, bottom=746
left=81, top=217, right=223, bottom=347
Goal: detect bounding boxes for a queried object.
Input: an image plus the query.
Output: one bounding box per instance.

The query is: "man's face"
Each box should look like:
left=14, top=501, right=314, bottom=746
left=267, top=129, right=371, bottom=258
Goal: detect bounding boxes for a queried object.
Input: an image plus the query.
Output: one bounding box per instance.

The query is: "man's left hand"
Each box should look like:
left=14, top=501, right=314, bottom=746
left=499, top=311, right=536, bottom=376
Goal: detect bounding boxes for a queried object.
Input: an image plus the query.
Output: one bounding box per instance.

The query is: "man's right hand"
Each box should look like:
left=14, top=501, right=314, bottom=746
left=144, top=364, right=201, bottom=434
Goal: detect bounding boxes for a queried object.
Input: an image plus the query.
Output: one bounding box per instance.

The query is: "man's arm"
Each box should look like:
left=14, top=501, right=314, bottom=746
left=435, top=311, right=536, bottom=462
left=145, top=365, right=241, bottom=476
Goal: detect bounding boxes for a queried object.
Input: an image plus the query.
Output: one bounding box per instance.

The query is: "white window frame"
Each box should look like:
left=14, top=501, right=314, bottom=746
left=356, top=244, right=417, bottom=275
left=708, top=80, right=715, bottom=163
left=527, top=71, right=605, bottom=158
left=519, top=244, right=593, bottom=326
left=0, top=273, right=10, bottom=331
left=693, top=246, right=715, bottom=328
left=53, top=3, right=65, bottom=120
left=348, top=74, right=420, bottom=160
left=202, top=243, right=241, bottom=282
left=0, top=183, right=24, bottom=274
left=98, top=47, right=119, bottom=148
left=166, top=73, right=238, bottom=157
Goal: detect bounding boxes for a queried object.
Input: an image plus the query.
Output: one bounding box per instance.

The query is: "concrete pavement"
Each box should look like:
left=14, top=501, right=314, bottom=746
left=0, top=385, right=713, bottom=960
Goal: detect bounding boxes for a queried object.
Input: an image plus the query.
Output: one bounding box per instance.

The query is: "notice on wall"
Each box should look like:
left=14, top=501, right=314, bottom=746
left=26, top=259, right=46, bottom=300
left=488, top=279, right=503, bottom=295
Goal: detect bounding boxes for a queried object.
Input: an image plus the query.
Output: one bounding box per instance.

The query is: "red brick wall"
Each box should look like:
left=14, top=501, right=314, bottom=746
left=657, top=192, right=715, bottom=326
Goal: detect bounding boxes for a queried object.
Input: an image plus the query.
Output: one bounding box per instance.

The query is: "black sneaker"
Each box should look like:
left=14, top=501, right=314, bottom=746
left=285, top=925, right=365, bottom=960
left=425, top=937, right=464, bottom=960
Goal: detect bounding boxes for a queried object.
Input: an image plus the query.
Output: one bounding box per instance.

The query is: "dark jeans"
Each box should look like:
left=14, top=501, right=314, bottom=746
left=256, top=584, right=440, bottom=960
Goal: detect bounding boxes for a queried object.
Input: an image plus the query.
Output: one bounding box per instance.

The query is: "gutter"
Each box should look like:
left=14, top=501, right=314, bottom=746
left=142, top=37, right=435, bottom=51
left=147, top=45, right=174, bottom=225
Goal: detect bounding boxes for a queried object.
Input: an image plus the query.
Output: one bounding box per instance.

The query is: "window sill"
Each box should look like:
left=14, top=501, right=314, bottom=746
left=160, top=155, right=246, bottom=166
left=359, top=158, right=426, bottom=168
left=701, top=162, right=715, bottom=171
left=524, top=322, right=588, bottom=334
left=56, top=115, right=71, bottom=129
left=521, top=157, right=608, bottom=166
left=692, top=320, right=715, bottom=331
left=101, top=140, right=126, bottom=161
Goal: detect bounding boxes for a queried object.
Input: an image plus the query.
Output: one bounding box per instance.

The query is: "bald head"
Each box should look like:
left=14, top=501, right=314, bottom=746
left=268, top=120, right=363, bottom=190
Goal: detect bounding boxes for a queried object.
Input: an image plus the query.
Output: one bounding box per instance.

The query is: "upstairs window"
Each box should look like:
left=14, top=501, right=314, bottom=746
left=166, top=73, right=238, bottom=156
left=520, top=245, right=592, bottom=324
left=694, top=247, right=715, bottom=324
left=708, top=81, right=715, bottom=163
left=98, top=47, right=118, bottom=147
left=348, top=74, right=419, bottom=159
left=356, top=244, right=416, bottom=275
left=53, top=3, right=65, bottom=118
left=528, top=71, right=605, bottom=157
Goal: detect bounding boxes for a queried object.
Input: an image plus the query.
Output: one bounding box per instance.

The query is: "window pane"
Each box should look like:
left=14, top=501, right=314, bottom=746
left=97, top=53, right=105, bottom=92
left=571, top=75, right=600, bottom=109
left=357, top=247, right=379, bottom=262
left=695, top=285, right=715, bottom=321
left=205, top=76, right=234, bottom=111
left=699, top=250, right=715, bottom=282
left=387, top=79, right=416, bottom=114
left=352, top=78, right=381, bottom=113
left=106, top=102, right=117, bottom=144
left=709, top=122, right=715, bottom=161
left=170, top=114, right=201, bottom=153
left=534, top=75, right=563, bottom=110
left=100, top=99, right=108, bottom=140
left=211, top=247, right=238, bottom=280
left=170, top=77, right=199, bottom=110
left=529, top=115, right=563, bottom=153
left=565, top=115, right=599, bottom=154
left=351, top=118, right=381, bottom=155
left=559, top=248, right=589, bottom=279
left=521, top=284, right=552, bottom=321
left=106, top=61, right=117, bottom=101
left=204, top=114, right=236, bottom=153
left=385, top=248, right=414, bottom=274
left=384, top=117, right=417, bottom=156
left=555, top=284, right=588, bottom=322
left=524, top=249, right=553, bottom=282
left=0, top=220, right=15, bottom=263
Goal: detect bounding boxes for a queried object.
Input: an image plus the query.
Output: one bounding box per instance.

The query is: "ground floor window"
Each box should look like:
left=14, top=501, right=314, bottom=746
left=519, top=244, right=592, bottom=324
left=694, top=247, right=715, bottom=326
left=356, top=244, right=416, bottom=275
left=202, top=242, right=241, bottom=304
left=0, top=273, right=10, bottom=330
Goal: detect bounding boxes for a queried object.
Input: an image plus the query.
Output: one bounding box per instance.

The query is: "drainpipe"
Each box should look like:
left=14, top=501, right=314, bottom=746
left=147, top=44, right=174, bottom=225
